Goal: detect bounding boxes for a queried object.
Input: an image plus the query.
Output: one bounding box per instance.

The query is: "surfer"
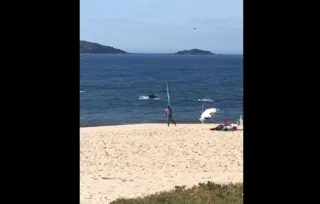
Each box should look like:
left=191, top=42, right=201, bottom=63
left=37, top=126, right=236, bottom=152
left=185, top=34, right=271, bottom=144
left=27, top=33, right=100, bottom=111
left=148, top=93, right=158, bottom=99
left=165, top=105, right=176, bottom=127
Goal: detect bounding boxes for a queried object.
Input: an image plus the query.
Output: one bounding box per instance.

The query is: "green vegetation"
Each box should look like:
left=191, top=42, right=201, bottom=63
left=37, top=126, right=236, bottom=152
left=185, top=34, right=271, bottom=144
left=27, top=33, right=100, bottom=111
left=174, top=49, right=214, bottom=55
left=80, top=40, right=128, bottom=54
left=111, top=181, right=243, bottom=204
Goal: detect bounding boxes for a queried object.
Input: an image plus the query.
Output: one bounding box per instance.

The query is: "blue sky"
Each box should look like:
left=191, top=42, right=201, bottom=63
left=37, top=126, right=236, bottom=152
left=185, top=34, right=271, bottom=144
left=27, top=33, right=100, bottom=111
left=80, top=0, right=242, bottom=54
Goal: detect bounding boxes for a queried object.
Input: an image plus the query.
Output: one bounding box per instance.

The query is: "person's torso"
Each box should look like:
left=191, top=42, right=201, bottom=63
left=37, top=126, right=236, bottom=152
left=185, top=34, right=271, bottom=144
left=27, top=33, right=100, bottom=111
left=165, top=108, right=172, bottom=116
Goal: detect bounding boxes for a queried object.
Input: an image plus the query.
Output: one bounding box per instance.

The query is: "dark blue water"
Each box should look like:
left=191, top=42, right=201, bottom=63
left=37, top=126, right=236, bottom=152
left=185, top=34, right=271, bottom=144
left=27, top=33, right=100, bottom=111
left=80, top=54, right=243, bottom=127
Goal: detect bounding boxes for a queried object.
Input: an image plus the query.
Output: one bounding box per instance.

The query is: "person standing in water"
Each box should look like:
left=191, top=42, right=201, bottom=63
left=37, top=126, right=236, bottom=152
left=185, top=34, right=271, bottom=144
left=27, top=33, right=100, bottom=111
left=165, top=105, right=176, bottom=127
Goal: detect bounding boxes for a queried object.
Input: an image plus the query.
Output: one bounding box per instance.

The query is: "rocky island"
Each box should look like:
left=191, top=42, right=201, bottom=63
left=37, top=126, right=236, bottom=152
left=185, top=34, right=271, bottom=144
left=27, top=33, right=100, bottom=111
left=174, top=49, right=214, bottom=55
left=80, top=40, right=128, bottom=54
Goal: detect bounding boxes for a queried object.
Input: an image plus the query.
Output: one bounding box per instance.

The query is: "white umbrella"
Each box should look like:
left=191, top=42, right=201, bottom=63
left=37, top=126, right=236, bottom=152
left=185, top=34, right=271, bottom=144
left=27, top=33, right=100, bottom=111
left=199, top=108, right=219, bottom=122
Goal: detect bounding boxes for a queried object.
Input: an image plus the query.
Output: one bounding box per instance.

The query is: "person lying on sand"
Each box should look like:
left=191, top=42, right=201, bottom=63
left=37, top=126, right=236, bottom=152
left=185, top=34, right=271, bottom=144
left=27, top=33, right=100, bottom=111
left=210, top=122, right=238, bottom=131
left=165, top=105, right=176, bottom=127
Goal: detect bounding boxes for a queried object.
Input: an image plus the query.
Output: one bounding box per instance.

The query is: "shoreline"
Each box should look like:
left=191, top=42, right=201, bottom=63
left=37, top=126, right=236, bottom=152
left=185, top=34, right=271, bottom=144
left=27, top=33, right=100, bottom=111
left=80, top=123, right=221, bottom=128
left=80, top=123, right=243, bottom=203
left=80, top=123, right=243, bottom=129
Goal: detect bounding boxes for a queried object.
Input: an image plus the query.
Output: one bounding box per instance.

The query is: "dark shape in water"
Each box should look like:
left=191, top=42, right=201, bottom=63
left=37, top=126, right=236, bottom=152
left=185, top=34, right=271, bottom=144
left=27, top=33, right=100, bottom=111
left=148, top=93, right=158, bottom=99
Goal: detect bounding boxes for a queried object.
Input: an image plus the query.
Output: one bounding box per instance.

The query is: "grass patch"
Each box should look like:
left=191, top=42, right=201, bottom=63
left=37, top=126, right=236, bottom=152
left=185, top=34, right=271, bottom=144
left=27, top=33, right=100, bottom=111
left=110, top=181, right=243, bottom=204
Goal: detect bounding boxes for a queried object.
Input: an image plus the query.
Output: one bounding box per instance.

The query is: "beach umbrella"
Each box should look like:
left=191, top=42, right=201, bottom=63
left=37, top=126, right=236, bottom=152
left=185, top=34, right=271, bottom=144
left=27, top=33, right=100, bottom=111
left=199, top=108, right=219, bottom=122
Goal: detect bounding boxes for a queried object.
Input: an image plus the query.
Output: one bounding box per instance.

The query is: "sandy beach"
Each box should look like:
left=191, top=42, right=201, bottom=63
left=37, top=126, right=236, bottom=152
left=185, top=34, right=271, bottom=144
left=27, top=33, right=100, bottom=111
left=80, top=123, right=243, bottom=204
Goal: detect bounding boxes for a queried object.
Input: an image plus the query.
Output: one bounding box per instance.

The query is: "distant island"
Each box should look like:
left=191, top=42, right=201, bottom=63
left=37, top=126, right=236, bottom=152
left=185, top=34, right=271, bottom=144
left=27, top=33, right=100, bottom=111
left=174, top=49, right=214, bottom=55
left=80, top=40, right=128, bottom=54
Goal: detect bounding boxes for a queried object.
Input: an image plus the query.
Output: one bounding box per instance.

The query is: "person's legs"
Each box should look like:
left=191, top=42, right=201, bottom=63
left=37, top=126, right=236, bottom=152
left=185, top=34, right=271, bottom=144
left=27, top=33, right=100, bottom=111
left=167, top=117, right=171, bottom=126
left=170, top=116, right=176, bottom=126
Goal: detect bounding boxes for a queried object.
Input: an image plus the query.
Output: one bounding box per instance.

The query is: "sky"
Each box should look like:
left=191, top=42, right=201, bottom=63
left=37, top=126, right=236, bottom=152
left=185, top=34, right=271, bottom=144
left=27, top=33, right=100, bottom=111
left=80, top=0, right=243, bottom=54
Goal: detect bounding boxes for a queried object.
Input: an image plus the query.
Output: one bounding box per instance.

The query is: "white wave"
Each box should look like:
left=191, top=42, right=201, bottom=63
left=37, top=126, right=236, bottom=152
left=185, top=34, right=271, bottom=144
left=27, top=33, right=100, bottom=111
left=198, top=98, right=214, bottom=102
left=139, top=95, right=149, bottom=100
left=139, top=95, right=160, bottom=100
left=80, top=90, right=85, bottom=93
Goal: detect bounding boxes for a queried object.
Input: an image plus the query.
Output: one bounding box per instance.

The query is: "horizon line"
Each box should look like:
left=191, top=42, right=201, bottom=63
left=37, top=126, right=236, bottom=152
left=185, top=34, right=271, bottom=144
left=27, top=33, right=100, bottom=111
left=80, top=52, right=243, bottom=55
left=80, top=40, right=243, bottom=55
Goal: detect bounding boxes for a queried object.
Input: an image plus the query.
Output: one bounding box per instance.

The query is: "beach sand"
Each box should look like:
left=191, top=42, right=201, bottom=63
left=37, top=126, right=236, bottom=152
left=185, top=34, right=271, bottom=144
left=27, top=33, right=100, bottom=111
left=80, top=123, right=243, bottom=204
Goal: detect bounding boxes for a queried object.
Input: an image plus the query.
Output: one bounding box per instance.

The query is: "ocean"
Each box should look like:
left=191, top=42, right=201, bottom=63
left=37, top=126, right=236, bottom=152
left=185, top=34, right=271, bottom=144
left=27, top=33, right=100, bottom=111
left=80, top=54, right=243, bottom=127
